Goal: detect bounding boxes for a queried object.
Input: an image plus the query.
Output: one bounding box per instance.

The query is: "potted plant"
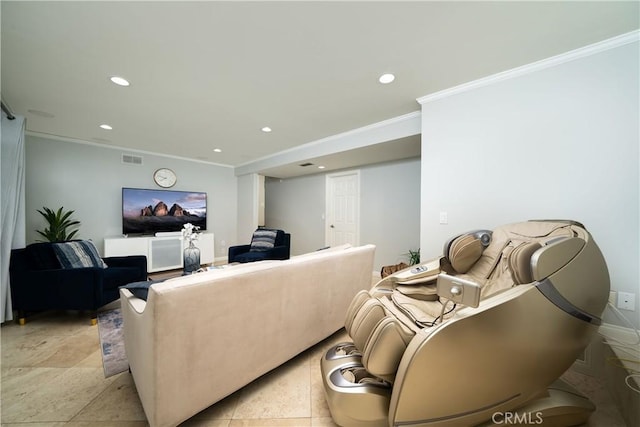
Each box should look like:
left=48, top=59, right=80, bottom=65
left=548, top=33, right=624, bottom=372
left=36, top=206, right=80, bottom=242
left=406, top=248, right=420, bottom=265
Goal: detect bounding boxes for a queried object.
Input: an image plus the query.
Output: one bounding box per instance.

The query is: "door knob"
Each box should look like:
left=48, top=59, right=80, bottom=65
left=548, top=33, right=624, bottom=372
left=330, top=225, right=335, bottom=228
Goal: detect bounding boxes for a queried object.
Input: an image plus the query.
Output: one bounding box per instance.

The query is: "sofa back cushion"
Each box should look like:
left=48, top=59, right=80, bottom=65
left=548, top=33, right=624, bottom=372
left=25, top=243, right=62, bottom=270
left=52, top=241, right=108, bottom=269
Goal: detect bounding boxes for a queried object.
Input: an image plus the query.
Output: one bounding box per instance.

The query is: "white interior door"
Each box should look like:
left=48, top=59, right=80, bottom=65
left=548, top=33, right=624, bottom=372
left=326, top=171, right=360, bottom=246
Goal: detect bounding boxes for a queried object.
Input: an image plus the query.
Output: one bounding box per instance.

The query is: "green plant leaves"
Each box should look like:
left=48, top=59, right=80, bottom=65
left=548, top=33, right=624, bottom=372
left=36, top=206, right=81, bottom=242
left=406, top=248, right=420, bottom=265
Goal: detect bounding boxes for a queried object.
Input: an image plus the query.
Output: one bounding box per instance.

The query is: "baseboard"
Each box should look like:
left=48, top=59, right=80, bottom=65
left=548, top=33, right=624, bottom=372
left=599, top=322, right=640, bottom=345
left=581, top=323, right=639, bottom=377
left=602, top=344, right=640, bottom=427
left=597, top=322, right=640, bottom=427
left=598, top=323, right=640, bottom=368
left=598, top=322, right=640, bottom=385
left=214, top=255, right=229, bottom=265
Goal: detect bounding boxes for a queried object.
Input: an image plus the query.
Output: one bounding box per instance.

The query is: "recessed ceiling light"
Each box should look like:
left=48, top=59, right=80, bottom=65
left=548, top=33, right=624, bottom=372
left=318, top=166, right=326, bottom=169
left=110, top=76, right=130, bottom=86
left=261, top=126, right=272, bottom=133
left=99, top=124, right=113, bottom=130
left=213, top=148, right=222, bottom=153
left=379, top=73, right=395, bottom=84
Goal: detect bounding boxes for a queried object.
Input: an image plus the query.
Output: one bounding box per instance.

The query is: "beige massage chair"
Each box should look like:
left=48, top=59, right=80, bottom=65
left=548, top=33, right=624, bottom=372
left=321, top=220, right=609, bottom=426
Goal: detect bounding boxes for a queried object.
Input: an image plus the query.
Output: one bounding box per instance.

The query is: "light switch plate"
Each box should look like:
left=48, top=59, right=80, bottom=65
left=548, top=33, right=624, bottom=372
left=439, top=211, right=448, bottom=225
left=617, top=292, right=636, bottom=311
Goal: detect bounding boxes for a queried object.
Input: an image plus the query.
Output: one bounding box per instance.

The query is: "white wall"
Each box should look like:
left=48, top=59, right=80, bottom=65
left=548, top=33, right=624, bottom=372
left=264, top=174, right=326, bottom=255
left=236, top=173, right=261, bottom=246
left=265, top=158, right=421, bottom=271
left=420, top=39, right=639, bottom=328
left=360, top=159, right=421, bottom=269
left=25, top=135, right=238, bottom=259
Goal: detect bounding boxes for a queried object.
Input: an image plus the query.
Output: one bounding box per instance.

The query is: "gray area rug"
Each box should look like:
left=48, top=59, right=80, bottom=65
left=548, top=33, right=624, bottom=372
left=97, top=308, right=129, bottom=378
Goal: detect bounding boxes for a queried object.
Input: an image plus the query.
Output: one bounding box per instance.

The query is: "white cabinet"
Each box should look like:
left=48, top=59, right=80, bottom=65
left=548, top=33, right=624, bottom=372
left=104, top=233, right=214, bottom=272
left=149, top=237, right=183, bottom=271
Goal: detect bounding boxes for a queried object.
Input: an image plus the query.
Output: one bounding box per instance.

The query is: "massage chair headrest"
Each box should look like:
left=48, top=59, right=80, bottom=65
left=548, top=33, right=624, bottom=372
left=443, top=230, right=492, bottom=273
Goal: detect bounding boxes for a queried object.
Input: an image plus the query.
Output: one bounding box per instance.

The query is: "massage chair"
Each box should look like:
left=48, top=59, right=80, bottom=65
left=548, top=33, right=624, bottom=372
left=321, top=220, right=609, bottom=427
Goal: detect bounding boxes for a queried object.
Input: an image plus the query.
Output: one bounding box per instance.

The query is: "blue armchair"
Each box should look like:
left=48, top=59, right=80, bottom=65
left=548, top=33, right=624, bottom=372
left=9, top=241, right=147, bottom=325
left=228, top=228, right=291, bottom=263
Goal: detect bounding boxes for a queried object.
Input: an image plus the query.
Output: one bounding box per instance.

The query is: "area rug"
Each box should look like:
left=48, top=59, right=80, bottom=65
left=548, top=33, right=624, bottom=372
left=97, top=308, right=129, bottom=378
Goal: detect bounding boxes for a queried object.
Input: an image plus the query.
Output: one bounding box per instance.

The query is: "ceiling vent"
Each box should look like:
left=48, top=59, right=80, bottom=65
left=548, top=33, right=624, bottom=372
left=122, top=153, right=143, bottom=165
left=299, top=162, right=314, bottom=167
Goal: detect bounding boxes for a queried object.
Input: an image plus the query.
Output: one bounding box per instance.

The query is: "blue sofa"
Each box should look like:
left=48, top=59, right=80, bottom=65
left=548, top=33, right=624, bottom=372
left=9, top=241, right=147, bottom=325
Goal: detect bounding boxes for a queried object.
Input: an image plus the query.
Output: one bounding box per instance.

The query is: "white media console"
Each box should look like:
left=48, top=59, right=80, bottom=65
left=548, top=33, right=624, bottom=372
left=104, top=233, right=214, bottom=272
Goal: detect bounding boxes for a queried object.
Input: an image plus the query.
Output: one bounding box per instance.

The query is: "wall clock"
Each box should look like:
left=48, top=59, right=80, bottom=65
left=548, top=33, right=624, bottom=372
left=153, top=168, right=177, bottom=188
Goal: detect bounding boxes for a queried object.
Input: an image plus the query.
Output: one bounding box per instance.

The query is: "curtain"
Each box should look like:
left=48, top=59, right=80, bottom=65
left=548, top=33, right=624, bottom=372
left=1, top=112, right=26, bottom=323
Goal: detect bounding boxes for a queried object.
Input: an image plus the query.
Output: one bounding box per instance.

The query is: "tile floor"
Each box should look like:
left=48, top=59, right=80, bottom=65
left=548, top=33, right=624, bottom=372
left=1, top=305, right=628, bottom=427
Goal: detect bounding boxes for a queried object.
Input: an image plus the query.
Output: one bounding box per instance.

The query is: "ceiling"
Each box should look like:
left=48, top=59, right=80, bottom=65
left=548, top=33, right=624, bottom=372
left=2, top=1, right=638, bottom=178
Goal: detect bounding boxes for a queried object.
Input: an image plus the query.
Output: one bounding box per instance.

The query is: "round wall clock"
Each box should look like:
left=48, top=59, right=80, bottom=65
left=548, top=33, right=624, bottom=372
left=153, top=168, right=177, bottom=188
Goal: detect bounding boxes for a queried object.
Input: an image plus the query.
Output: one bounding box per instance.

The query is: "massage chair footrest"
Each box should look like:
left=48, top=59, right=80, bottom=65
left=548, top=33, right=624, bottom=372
left=326, top=342, right=362, bottom=359
left=321, top=344, right=391, bottom=427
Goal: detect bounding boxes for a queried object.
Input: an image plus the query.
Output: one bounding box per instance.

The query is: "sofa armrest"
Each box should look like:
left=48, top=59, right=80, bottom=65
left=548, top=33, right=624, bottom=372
left=270, top=245, right=290, bottom=260
left=104, top=255, right=148, bottom=279
left=12, top=267, right=103, bottom=288
left=120, top=288, right=147, bottom=314
left=228, top=244, right=251, bottom=262
left=10, top=267, right=105, bottom=310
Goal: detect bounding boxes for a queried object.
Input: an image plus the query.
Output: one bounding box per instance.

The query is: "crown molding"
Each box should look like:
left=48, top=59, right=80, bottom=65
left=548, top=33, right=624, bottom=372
left=25, top=130, right=234, bottom=168
left=418, top=30, right=640, bottom=105
left=235, top=110, right=421, bottom=176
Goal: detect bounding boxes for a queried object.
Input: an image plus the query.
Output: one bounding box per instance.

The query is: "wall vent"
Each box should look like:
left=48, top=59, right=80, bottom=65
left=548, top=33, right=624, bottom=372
left=122, top=154, right=143, bottom=165
left=299, top=162, right=314, bottom=167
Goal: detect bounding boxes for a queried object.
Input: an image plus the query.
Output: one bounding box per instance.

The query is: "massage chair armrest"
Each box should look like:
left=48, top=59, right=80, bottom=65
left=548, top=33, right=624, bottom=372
left=436, top=273, right=481, bottom=308
left=392, top=257, right=442, bottom=285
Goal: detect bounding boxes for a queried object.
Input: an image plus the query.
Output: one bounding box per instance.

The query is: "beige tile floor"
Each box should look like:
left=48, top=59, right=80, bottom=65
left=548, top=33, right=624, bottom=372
left=0, top=306, right=627, bottom=427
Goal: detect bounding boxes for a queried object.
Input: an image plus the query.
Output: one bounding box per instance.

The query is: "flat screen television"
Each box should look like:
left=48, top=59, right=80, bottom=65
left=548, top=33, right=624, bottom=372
left=122, top=187, right=207, bottom=235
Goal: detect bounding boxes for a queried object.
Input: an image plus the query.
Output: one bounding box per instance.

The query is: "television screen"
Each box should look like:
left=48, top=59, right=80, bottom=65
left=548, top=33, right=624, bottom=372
left=122, top=187, right=207, bottom=235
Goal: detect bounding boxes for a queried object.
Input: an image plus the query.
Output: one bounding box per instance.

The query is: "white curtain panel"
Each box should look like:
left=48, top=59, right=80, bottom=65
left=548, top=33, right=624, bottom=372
left=1, top=113, right=26, bottom=323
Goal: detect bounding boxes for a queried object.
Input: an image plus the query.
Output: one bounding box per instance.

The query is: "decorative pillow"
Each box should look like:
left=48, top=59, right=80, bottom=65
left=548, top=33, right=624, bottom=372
left=52, top=240, right=108, bottom=269
left=120, top=279, right=164, bottom=301
left=250, top=229, right=278, bottom=252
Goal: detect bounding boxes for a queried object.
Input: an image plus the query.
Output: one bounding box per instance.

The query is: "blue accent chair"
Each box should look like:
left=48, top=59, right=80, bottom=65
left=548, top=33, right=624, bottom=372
left=9, top=242, right=147, bottom=325
left=228, top=229, right=291, bottom=263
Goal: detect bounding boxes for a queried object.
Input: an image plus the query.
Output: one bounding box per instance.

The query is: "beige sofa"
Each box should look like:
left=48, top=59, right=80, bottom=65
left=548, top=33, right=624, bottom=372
left=119, top=244, right=376, bottom=427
